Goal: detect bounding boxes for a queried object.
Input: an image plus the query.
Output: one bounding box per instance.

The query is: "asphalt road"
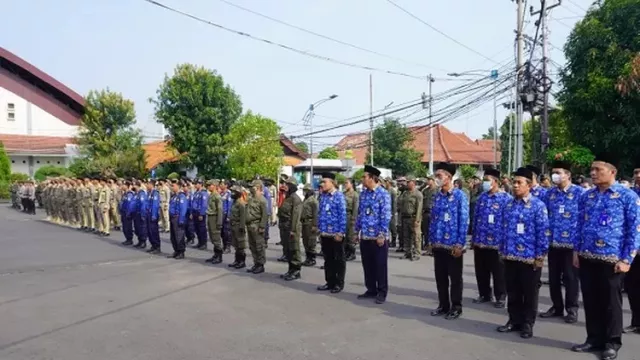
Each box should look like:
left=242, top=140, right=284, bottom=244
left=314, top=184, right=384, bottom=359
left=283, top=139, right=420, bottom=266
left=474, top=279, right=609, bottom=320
left=0, top=205, right=639, bottom=360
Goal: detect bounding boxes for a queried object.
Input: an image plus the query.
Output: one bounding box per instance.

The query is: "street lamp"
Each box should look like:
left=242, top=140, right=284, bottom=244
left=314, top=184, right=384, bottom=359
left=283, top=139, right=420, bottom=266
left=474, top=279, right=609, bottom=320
left=304, top=94, right=338, bottom=187
left=448, top=70, right=499, bottom=167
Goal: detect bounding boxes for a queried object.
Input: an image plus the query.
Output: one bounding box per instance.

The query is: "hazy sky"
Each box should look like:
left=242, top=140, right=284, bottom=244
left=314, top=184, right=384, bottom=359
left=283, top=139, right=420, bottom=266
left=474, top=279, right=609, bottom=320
left=2, top=0, right=592, bottom=148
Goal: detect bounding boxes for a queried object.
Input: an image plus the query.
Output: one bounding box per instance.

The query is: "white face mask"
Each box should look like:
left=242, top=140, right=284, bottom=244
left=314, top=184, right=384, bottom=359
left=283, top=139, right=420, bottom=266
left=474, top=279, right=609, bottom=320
left=551, top=173, right=563, bottom=185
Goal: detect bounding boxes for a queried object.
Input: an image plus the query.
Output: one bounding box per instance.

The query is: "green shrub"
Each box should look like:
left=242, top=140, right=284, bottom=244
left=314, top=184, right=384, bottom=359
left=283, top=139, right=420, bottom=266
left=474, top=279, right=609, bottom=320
left=0, top=181, right=9, bottom=200
left=34, top=165, right=70, bottom=182
left=10, top=173, right=29, bottom=182
left=0, top=142, right=10, bottom=182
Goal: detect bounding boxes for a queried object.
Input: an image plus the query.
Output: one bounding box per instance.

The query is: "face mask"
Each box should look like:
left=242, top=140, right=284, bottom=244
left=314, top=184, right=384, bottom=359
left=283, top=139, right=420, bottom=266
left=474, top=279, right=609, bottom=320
left=551, top=173, right=563, bottom=185
left=434, top=178, right=443, bottom=188
left=482, top=181, right=492, bottom=192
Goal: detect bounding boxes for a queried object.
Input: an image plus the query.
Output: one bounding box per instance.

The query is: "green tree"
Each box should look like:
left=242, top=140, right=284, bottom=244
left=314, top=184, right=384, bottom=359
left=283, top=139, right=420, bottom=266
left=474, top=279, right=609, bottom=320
left=459, top=165, right=477, bottom=180
left=559, top=0, right=640, bottom=174
left=366, top=118, right=422, bottom=176
left=0, top=141, right=10, bottom=182
left=482, top=126, right=496, bottom=140
left=295, top=142, right=309, bottom=154
left=352, top=168, right=365, bottom=182
left=34, top=165, right=71, bottom=182
left=224, top=111, right=282, bottom=180
left=151, top=64, right=243, bottom=178
left=75, top=89, right=146, bottom=178
left=318, top=147, right=339, bottom=159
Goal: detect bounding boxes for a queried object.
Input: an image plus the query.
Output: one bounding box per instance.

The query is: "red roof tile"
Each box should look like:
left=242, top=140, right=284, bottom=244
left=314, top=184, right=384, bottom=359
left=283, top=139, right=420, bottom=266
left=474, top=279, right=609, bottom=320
left=142, top=140, right=180, bottom=170
left=334, top=124, right=500, bottom=165
left=0, top=134, right=74, bottom=154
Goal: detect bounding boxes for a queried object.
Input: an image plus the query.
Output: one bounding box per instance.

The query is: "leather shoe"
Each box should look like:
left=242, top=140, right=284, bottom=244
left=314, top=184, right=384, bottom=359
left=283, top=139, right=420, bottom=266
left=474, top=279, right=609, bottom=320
left=623, top=325, right=640, bottom=334
left=430, top=307, right=448, bottom=316
left=277, top=255, right=288, bottom=262
left=602, top=348, right=618, bottom=360
left=497, top=322, right=519, bottom=333
left=571, top=342, right=601, bottom=353
left=246, top=265, right=257, bottom=273
left=284, top=270, right=300, bottom=281
left=520, top=324, right=533, bottom=339
left=472, top=296, right=492, bottom=304
left=375, top=293, right=386, bottom=304
left=330, top=286, right=342, bottom=294
left=357, top=292, right=376, bottom=299
left=174, top=252, right=184, bottom=259
left=251, top=265, right=265, bottom=274
left=317, top=284, right=332, bottom=291
left=166, top=252, right=178, bottom=259
left=564, top=310, right=578, bottom=324
left=539, top=307, right=563, bottom=318
left=494, top=300, right=506, bottom=308
left=444, top=309, right=462, bottom=320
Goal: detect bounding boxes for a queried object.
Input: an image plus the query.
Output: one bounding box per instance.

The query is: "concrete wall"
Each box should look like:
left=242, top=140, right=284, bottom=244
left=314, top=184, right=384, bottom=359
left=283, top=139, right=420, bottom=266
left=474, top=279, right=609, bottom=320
left=8, top=155, right=67, bottom=177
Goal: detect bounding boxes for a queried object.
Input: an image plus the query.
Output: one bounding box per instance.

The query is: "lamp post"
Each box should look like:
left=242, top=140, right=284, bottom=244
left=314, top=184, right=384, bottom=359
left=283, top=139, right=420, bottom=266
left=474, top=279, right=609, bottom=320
left=448, top=70, right=500, bottom=168
left=304, top=94, right=338, bottom=187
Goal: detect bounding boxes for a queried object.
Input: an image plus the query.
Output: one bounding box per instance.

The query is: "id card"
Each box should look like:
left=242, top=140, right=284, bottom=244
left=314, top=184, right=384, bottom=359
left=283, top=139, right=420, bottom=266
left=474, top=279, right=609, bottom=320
left=444, top=213, right=451, bottom=222
left=488, top=214, right=495, bottom=224
left=517, top=223, right=525, bottom=234
left=599, top=213, right=610, bottom=226
left=559, top=205, right=565, bottom=214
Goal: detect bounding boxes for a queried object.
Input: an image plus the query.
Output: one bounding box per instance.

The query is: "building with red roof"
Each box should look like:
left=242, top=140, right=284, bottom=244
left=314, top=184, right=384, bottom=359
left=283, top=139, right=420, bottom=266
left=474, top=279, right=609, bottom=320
left=0, top=47, right=85, bottom=176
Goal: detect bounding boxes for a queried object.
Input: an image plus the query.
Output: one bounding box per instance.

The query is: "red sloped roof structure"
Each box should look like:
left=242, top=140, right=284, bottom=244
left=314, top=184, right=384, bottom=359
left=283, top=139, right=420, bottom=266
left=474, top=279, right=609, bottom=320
left=0, top=134, right=74, bottom=154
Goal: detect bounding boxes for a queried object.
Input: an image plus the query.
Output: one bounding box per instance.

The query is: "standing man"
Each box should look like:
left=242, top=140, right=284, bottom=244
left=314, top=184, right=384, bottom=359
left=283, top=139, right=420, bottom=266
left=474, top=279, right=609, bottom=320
left=182, top=181, right=196, bottom=246
left=228, top=185, right=247, bottom=269
left=262, top=178, right=272, bottom=247
left=146, top=179, right=161, bottom=254
left=471, top=168, right=510, bottom=308
left=395, top=177, right=407, bottom=254
left=192, top=179, right=209, bottom=250
left=85, top=178, right=96, bottom=232
left=316, top=173, right=347, bottom=293
left=109, top=179, right=121, bottom=231
left=92, top=178, right=102, bottom=233
left=205, top=180, right=224, bottom=264
left=384, top=178, right=399, bottom=248
left=246, top=180, right=268, bottom=274
left=343, top=178, right=360, bottom=261
left=430, top=163, right=469, bottom=320
left=220, top=180, right=233, bottom=254
left=496, top=167, right=550, bottom=339
left=301, top=183, right=319, bottom=267
left=539, top=160, right=583, bottom=323
left=120, top=181, right=136, bottom=246
left=98, top=178, right=112, bottom=236
left=134, top=180, right=148, bottom=249
left=400, top=176, right=423, bottom=261
left=422, top=176, right=437, bottom=255
left=571, top=155, right=640, bottom=360
left=279, top=177, right=303, bottom=281
left=355, top=165, right=392, bottom=304
left=159, top=179, right=171, bottom=233
left=168, top=180, right=187, bottom=259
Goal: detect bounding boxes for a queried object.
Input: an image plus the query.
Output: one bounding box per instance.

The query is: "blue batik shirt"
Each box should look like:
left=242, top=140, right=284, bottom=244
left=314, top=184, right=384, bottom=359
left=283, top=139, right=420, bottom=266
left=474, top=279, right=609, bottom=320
left=472, top=190, right=512, bottom=250
left=318, top=189, right=347, bottom=237
left=430, top=187, right=469, bottom=250
left=531, top=185, right=548, bottom=200
left=355, top=185, right=391, bottom=240
left=500, top=194, right=550, bottom=264
left=577, top=183, right=640, bottom=264
left=545, top=183, right=584, bottom=249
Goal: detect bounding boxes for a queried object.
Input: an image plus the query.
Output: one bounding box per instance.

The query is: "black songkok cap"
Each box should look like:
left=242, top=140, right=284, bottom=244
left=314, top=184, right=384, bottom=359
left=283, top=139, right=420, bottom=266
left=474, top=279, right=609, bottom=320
left=551, top=160, right=572, bottom=172
left=321, top=172, right=336, bottom=180
left=364, top=165, right=381, bottom=177
left=484, top=168, right=500, bottom=179
left=435, top=163, right=456, bottom=177
left=525, top=165, right=541, bottom=176
left=514, top=167, right=534, bottom=181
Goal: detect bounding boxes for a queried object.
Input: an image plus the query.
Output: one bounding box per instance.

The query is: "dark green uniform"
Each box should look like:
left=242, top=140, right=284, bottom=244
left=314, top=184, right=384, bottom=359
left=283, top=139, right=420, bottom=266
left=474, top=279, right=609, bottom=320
left=400, top=187, right=423, bottom=259
left=343, top=188, right=360, bottom=260
left=301, top=191, right=318, bottom=262
left=246, top=191, right=268, bottom=266
left=206, top=186, right=224, bottom=254
left=279, top=191, right=302, bottom=269
left=230, top=195, right=247, bottom=265
left=396, top=190, right=407, bottom=252
left=421, top=185, right=436, bottom=250
left=388, top=186, right=398, bottom=247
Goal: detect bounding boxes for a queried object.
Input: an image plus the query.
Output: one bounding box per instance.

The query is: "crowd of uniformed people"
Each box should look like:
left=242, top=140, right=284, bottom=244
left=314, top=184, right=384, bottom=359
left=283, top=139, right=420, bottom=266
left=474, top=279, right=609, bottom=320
left=20, top=154, right=640, bottom=360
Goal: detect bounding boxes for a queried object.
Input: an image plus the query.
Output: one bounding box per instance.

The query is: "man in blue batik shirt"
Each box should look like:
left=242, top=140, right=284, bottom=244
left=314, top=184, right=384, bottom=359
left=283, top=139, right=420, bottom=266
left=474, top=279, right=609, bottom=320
left=497, top=167, right=550, bottom=340
left=430, top=162, right=469, bottom=320
left=146, top=179, right=162, bottom=254
left=571, top=154, right=640, bottom=360
left=471, top=167, right=511, bottom=309
left=355, top=165, right=392, bottom=304
left=316, top=173, right=347, bottom=294
left=192, top=179, right=209, bottom=250
left=539, top=159, right=584, bottom=324
left=526, top=165, right=548, bottom=200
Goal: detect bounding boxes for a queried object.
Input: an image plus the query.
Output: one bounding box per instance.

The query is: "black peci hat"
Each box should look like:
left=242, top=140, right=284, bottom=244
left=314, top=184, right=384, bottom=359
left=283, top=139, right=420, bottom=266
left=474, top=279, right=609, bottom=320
left=525, top=165, right=541, bottom=176
left=435, top=163, right=456, bottom=177
left=484, top=168, right=500, bottom=179
left=514, top=167, right=534, bottom=181
left=364, top=165, right=381, bottom=177
left=321, top=172, right=336, bottom=180
left=551, top=160, right=572, bottom=172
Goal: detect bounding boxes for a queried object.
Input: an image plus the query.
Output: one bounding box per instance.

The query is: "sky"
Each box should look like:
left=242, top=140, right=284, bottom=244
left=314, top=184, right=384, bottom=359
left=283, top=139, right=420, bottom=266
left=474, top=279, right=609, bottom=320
left=1, top=0, right=593, bottom=149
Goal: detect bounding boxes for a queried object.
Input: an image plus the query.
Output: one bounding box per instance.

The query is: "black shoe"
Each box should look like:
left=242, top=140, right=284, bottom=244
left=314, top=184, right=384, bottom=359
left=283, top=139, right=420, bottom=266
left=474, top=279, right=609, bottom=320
left=211, top=255, right=223, bottom=264
left=520, top=324, right=533, bottom=338
left=133, top=242, right=143, bottom=248
left=571, top=342, right=601, bottom=353
left=330, top=286, right=343, bottom=294
left=228, top=261, right=240, bottom=268
left=494, top=299, right=506, bottom=308
left=565, top=310, right=578, bottom=324
left=430, top=307, right=448, bottom=316
left=357, top=292, right=376, bottom=299
left=122, top=240, right=133, bottom=246
left=234, top=261, right=246, bottom=269
left=497, top=322, right=519, bottom=333
left=280, top=271, right=291, bottom=279
left=445, top=309, right=462, bottom=320
left=147, top=247, right=161, bottom=254
left=539, top=307, right=563, bottom=318
left=602, top=347, right=618, bottom=360
left=375, top=293, right=386, bottom=304
left=196, top=245, right=207, bottom=250
left=205, top=256, right=214, bottom=263
left=252, top=265, right=265, bottom=274
left=186, top=239, right=194, bottom=245
left=346, top=254, right=356, bottom=261
left=284, top=270, right=300, bottom=281
left=623, top=325, right=640, bottom=333
left=317, top=251, right=324, bottom=257
left=167, top=252, right=178, bottom=258
left=472, top=296, right=492, bottom=304
left=395, top=247, right=405, bottom=253
left=277, top=255, right=288, bottom=262
left=317, top=284, right=332, bottom=291
left=174, top=252, right=185, bottom=259
left=302, top=258, right=316, bottom=267
left=246, top=265, right=257, bottom=273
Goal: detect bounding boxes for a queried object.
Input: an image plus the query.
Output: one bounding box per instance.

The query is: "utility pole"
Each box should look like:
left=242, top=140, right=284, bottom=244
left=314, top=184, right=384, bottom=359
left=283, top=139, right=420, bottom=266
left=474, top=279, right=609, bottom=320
left=428, top=74, right=435, bottom=175
left=515, top=0, right=525, bottom=168
left=369, top=73, right=374, bottom=166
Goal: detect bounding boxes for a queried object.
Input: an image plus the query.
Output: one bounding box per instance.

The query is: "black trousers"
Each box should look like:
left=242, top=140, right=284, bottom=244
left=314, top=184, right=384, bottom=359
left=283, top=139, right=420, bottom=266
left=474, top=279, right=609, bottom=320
left=473, top=247, right=506, bottom=300
left=626, top=256, right=640, bottom=327
left=360, top=240, right=388, bottom=297
left=433, top=249, right=463, bottom=311
left=548, top=247, right=579, bottom=312
left=421, top=212, right=431, bottom=249
left=579, top=258, right=623, bottom=349
left=321, top=236, right=346, bottom=289
left=505, top=260, right=541, bottom=326
left=170, top=216, right=186, bottom=253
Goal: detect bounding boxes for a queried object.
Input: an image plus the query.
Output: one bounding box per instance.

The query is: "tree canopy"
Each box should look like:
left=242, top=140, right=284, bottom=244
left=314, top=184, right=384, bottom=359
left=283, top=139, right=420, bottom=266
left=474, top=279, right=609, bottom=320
left=0, top=141, right=10, bottom=182
left=318, top=147, right=339, bottom=159
left=366, top=118, right=422, bottom=176
left=224, top=112, right=282, bottom=180
left=151, top=64, right=243, bottom=178
left=295, top=142, right=309, bottom=154
left=559, top=0, right=640, bottom=173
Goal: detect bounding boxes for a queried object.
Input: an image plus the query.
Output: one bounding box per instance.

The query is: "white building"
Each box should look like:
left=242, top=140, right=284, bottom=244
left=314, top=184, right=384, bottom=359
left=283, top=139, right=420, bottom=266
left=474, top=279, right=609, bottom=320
left=0, top=47, right=84, bottom=177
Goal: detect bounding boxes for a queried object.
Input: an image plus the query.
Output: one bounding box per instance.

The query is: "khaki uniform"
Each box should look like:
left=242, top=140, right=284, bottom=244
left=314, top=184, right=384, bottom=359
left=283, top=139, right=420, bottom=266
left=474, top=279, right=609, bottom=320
left=92, top=184, right=101, bottom=230
left=400, top=188, right=423, bottom=258
left=246, top=194, right=268, bottom=266
left=300, top=195, right=318, bottom=257
left=110, top=184, right=121, bottom=228
left=98, top=185, right=112, bottom=234
left=160, top=185, right=171, bottom=232
left=83, top=184, right=94, bottom=229
left=68, top=184, right=77, bottom=226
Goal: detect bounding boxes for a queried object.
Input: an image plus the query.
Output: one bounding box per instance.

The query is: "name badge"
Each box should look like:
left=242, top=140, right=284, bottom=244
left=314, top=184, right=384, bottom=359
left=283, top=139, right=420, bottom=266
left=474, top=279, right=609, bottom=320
left=444, top=213, right=451, bottom=222
left=488, top=214, right=495, bottom=224
left=559, top=205, right=565, bottom=214
left=599, top=213, right=610, bottom=226
left=517, top=223, right=525, bottom=234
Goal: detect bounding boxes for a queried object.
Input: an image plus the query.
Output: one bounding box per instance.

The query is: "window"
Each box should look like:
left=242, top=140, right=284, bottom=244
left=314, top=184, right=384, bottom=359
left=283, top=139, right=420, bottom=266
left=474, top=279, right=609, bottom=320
left=57, top=161, right=60, bottom=164
left=7, top=103, right=15, bottom=121
left=36, top=161, right=40, bottom=164
left=22, top=160, right=25, bottom=164
left=11, top=160, right=15, bottom=164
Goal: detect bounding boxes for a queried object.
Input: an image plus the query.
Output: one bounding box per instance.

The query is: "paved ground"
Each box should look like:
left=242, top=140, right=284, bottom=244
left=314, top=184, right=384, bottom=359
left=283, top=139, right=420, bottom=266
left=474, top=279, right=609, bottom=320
left=1, top=206, right=639, bottom=360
